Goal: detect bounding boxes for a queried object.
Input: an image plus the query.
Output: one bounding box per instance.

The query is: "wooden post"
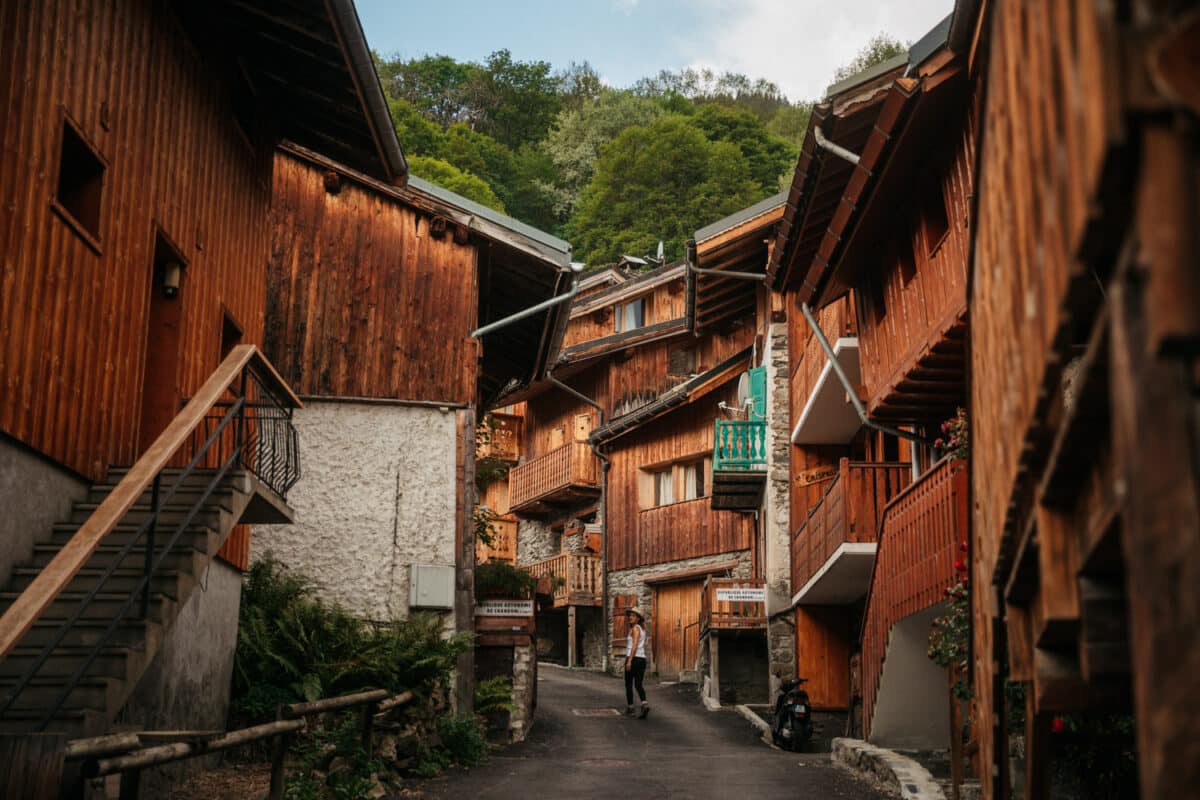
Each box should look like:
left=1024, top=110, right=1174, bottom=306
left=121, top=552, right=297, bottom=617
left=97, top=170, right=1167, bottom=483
left=710, top=634, right=721, bottom=704
left=360, top=701, right=376, bottom=752
left=948, top=668, right=962, bottom=800
left=118, top=769, right=140, bottom=800
left=0, top=733, right=67, bottom=800
left=568, top=606, right=577, bottom=667
left=268, top=707, right=290, bottom=800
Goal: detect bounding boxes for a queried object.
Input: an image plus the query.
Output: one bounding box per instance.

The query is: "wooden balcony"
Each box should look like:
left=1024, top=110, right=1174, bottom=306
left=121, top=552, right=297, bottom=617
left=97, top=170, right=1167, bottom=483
left=711, top=420, right=767, bottom=510
left=700, top=577, right=767, bottom=634
left=508, top=442, right=600, bottom=516
left=523, top=552, right=602, bottom=608
left=861, top=456, right=967, bottom=739
left=791, top=459, right=912, bottom=604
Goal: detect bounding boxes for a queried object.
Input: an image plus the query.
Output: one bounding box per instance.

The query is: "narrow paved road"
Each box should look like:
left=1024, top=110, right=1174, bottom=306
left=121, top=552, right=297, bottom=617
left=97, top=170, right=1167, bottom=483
left=419, top=666, right=890, bottom=800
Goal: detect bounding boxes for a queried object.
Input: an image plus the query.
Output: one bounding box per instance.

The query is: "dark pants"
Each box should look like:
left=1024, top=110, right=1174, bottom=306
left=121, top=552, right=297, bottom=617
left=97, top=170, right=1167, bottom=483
left=625, top=656, right=647, bottom=705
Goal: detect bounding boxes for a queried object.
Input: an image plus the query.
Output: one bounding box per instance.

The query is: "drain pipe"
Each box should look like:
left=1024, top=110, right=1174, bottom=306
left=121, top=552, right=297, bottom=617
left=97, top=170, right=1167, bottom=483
left=470, top=262, right=585, bottom=339
left=800, top=302, right=935, bottom=446
left=545, top=371, right=612, bottom=672
left=813, top=126, right=861, bottom=166
left=689, top=264, right=767, bottom=282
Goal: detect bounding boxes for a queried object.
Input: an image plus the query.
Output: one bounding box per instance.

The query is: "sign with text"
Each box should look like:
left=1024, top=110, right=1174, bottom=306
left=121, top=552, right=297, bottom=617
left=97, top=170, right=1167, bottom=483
left=475, top=599, right=534, bottom=617
left=715, top=587, right=767, bottom=603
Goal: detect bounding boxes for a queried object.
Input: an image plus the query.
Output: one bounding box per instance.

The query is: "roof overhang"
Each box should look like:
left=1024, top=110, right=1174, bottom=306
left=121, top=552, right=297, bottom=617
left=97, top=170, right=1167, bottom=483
left=175, top=0, right=407, bottom=183
left=790, top=542, right=877, bottom=605
left=791, top=337, right=863, bottom=445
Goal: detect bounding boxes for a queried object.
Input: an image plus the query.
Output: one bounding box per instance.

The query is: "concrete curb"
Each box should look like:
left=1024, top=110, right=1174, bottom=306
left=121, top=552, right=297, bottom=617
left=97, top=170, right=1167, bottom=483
left=831, top=738, right=946, bottom=800
left=734, top=704, right=779, bottom=749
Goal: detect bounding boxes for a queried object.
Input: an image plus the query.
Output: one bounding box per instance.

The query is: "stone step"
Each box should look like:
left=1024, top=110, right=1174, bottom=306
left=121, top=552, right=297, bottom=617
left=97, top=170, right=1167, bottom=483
left=0, top=676, right=114, bottom=713
left=7, top=567, right=190, bottom=600
left=17, top=617, right=162, bottom=650
left=0, top=645, right=140, bottom=680
left=0, top=590, right=175, bottom=624
left=66, top=500, right=231, bottom=529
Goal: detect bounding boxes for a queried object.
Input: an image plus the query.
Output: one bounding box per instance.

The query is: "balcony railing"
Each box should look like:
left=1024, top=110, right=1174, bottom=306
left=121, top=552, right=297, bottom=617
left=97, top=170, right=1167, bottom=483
left=713, top=420, right=767, bottom=472
left=508, top=442, right=600, bottom=514
left=700, top=577, right=767, bottom=633
left=791, top=459, right=912, bottom=594
left=861, top=456, right=967, bottom=740
left=523, top=552, right=602, bottom=607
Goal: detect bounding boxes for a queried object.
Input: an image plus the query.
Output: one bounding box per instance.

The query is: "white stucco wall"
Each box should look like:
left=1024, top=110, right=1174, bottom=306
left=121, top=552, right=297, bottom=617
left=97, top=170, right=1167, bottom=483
left=253, top=401, right=458, bottom=622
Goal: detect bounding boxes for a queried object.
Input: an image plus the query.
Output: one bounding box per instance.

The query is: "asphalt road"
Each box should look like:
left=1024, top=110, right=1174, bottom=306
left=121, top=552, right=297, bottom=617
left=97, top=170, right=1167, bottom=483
left=419, top=666, right=891, bottom=800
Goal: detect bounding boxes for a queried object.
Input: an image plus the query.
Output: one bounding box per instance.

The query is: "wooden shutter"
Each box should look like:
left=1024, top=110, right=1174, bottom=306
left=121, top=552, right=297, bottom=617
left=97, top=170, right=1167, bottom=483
left=749, top=365, right=767, bottom=420
left=638, top=469, right=654, bottom=509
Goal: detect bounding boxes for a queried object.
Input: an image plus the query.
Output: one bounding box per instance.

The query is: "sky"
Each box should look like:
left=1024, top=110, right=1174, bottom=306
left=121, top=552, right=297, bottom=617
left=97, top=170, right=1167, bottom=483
left=355, top=0, right=954, bottom=103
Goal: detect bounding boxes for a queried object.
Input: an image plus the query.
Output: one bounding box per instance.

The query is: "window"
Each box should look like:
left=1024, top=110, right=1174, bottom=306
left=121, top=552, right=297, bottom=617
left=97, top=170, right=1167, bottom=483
left=897, top=236, right=917, bottom=286
left=869, top=272, right=887, bottom=323
left=681, top=461, right=706, bottom=500
left=54, top=117, right=106, bottom=244
left=615, top=298, right=646, bottom=332
left=654, top=468, right=674, bottom=506
left=922, top=179, right=950, bottom=256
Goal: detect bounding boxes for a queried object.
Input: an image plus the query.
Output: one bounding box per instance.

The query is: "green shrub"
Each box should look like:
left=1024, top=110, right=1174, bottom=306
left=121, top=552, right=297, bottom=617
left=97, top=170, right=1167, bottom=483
left=474, top=561, right=536, bottom=598
left=473, top=676, right=513, bottom=715
left=233, top=556, right=471, bottom=721
left=437, top=715, right=489, bottom=767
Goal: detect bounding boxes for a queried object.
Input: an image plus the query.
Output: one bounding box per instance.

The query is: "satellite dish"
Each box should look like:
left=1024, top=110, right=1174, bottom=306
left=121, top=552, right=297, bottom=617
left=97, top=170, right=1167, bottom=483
left=656, top=240, right=665, bottom=261
left=736, top=372, right=752, bottom=409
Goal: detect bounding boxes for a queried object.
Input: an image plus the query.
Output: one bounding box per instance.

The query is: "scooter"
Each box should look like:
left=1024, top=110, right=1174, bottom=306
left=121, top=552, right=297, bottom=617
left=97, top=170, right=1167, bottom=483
left=771, top=677, right=813, bottom=751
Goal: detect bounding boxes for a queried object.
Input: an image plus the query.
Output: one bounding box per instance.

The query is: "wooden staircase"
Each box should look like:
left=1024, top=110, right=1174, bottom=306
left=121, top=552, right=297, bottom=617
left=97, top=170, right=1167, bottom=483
left=0, top=346, right=300, bottom=747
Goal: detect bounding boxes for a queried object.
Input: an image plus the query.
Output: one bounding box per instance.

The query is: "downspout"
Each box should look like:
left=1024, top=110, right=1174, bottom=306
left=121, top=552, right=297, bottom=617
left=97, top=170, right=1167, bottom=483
left=800, top=302, right=936, bottom=447
left=545, top=371, right=612, bottom=673
left=470, top=262, right=584, bottom=339
left=813, top=126, right=862, bottom=166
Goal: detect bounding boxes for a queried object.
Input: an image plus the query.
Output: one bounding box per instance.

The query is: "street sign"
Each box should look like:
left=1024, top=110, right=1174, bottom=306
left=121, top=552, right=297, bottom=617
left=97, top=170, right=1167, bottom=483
left=475, top=599, right=534, bottom=616
left=715, top=587, right=766, bottom=603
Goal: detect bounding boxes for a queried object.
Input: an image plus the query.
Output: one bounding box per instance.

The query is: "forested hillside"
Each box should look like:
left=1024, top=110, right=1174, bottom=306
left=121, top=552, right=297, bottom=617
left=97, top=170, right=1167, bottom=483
left=375, top=34, right=904, bottom=267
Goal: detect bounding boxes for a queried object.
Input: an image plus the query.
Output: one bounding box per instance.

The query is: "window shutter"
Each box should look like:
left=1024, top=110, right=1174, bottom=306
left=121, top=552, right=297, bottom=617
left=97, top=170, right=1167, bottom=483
left=638, top=470, right=654, bottom=509
left=749, top=365, right=767, bottom=420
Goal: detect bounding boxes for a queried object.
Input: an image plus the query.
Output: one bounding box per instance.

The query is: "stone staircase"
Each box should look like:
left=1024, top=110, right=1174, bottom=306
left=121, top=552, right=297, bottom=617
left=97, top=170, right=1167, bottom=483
left=0, top=467, right=275, bottom=738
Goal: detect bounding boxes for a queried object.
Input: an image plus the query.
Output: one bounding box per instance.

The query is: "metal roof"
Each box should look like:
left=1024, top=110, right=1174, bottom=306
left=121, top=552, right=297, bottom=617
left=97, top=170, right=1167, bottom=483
left=694, top=191, right=789, bottom=243
left=407, top=175, right=572, bottom=267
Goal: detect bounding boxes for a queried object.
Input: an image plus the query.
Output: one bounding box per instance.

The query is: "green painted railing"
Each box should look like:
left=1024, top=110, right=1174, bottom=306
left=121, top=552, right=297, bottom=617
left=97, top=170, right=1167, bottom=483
left=713, top=420, right=767, bottom=472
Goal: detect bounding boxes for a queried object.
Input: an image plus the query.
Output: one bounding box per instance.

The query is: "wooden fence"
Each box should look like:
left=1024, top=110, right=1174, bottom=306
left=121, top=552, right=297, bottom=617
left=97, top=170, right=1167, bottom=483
left=508, top=442, right=599, bottom=511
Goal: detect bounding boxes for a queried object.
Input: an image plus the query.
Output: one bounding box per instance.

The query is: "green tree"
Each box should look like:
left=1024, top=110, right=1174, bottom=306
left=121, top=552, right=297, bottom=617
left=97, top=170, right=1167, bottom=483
left=832, top=33, right=909, bottom=83
left=564, top=116, right=760, bottom=266
left=557, top=61, right=603, bottom=113
left=378, top=54, right=473, bottom=129
left=407, top=155, right=506, bottom=212
left=541, top=89, right=663, bottom=220
left=692, top=104, right=796, bottom=193
left=766, top=102, right=813, bottom=148
left=388, top=97, right=446, bottom=158
left=467, top=49, right=561, bottom=148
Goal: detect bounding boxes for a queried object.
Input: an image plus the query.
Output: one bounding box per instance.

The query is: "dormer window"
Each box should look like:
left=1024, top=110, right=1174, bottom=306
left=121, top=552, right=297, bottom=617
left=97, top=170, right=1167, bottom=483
left=615, top=298, right=646, bottom=332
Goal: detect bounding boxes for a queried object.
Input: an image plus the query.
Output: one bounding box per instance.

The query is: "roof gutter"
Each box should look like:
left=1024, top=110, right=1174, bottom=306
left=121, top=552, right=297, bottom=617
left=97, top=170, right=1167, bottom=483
left=325, top=0, right=409, bottom=183
left=800, top=302, right=936, bottom=447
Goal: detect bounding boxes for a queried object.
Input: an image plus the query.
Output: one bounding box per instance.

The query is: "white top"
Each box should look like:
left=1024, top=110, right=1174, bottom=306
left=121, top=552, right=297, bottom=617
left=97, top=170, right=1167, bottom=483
left=626, top=623, right=647, bottom=659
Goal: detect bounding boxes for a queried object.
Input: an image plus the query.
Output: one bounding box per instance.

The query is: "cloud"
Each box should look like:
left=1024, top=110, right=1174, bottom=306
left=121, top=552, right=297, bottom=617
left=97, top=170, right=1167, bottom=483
left=681, top=0, right=954, bottom=102
left=613, top=0, right=640, bottom=14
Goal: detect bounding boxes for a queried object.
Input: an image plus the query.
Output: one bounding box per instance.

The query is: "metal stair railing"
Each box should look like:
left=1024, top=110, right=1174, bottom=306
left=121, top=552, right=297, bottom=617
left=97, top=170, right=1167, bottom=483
left=0, top=345, right=301, bottom=731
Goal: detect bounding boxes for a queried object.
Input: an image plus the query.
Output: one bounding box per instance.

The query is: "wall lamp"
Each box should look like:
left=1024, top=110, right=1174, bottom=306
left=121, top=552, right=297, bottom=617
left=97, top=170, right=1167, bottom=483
left=162, top=261, right=183, bottom=299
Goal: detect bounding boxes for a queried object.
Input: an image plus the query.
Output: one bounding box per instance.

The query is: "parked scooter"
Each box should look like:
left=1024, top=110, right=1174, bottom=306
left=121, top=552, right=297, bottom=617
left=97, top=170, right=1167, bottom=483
left=771, top=677, right=813, bottom=751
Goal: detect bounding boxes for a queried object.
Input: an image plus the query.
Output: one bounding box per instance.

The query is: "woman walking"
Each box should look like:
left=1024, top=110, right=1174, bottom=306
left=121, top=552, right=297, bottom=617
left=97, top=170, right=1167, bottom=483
left=624, top=607, right=650, bottom=718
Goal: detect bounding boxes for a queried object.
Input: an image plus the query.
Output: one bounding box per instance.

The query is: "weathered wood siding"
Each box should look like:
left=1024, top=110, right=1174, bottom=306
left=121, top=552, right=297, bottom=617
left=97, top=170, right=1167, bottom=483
left=523, top=366, right=605, bottom=458
left=853, top=101, right=974, bottom=416
left=607, top=391, right=753, bottom=571
left=795, top=606, right=851, bottom=709
left=0, top=0, right=272, bottom=480
left=265, top=151, right=478, bottom=404
left=562, top=272, right=687, bottom=348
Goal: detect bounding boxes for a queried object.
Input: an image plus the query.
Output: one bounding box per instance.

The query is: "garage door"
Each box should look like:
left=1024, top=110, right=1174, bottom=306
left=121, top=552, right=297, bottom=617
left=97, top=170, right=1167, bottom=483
left=654, top=580, right=703, bottom=677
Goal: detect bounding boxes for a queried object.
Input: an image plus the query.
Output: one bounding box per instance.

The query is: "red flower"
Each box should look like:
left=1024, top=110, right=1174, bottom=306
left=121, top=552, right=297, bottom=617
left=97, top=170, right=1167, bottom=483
left=959, top=542, right=968, bottom=552
left=954, top=560, right=966, bottom=572
left=1051, top=717, right=1066, bottom=734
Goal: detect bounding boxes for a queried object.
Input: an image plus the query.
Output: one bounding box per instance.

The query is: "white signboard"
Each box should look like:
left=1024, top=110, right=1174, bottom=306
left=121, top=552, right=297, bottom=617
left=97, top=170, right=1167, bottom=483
left=715, top=587, right=767, bottom=603
left=475, top=599, right=534, bottom=617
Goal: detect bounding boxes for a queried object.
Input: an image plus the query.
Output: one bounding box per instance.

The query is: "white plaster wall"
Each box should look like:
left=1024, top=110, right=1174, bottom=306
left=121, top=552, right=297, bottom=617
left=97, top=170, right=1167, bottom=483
left=253, top=401, right=457, bottom=622
left=869, top=604, right=951, bottom=750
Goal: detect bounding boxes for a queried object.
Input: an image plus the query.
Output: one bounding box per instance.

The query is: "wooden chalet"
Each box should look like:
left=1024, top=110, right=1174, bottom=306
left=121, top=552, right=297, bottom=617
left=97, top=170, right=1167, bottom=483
left=963, top=2, right=1200, bottom=798
left=0, top=0, right=400, bottom=787
left=769, top=16, right=973, bottom=748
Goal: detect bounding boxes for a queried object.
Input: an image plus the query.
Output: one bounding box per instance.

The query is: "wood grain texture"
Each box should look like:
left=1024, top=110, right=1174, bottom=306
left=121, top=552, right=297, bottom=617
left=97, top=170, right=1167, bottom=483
left=0, top=0, right=274, bottom=481
left=265, top=150, right=478, bottom=404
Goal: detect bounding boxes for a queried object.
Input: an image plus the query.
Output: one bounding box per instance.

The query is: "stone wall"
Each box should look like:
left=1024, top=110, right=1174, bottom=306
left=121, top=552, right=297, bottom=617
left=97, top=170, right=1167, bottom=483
left=762, top=322, right=796, bottom=695
left=118, top=559, right=242, bottom=796
left=0, top=435, right=88, bottom=587
left=516, top=518, right=558, bottom=565
left=253, top=401, right=458, bottom=624
left=509, top=643, right=535, bottom=742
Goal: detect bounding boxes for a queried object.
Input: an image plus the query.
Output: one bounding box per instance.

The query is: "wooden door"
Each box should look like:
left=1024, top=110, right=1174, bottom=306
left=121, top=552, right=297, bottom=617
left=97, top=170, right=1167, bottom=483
left=653, top=580, right=703, bottom=677
left=574, top=412, right=594, bottom=442
left=138, top=231, right=186, bottom=454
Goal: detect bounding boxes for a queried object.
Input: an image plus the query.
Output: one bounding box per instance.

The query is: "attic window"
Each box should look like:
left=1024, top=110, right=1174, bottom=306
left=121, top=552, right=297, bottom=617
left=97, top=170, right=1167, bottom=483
left=615, top=298, right=645, bottom=332
left=54, top=116, right=105, bottom=246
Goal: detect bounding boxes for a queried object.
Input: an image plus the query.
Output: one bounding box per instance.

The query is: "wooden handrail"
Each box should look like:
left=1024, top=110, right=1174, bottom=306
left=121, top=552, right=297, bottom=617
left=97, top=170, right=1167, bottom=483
left=0, top=345, right=300, bottom=662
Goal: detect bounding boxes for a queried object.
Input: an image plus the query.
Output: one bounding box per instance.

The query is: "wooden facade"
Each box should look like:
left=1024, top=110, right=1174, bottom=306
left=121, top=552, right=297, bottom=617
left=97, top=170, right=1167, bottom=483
left=968, top=3, right=1200, bottom=798
left=266, top=151, right=479, bottom=404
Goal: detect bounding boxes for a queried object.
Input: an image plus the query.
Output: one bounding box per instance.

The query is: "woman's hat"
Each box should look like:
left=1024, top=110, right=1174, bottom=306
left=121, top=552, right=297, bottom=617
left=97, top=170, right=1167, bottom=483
left=625, top=606, right=644, bottom=621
